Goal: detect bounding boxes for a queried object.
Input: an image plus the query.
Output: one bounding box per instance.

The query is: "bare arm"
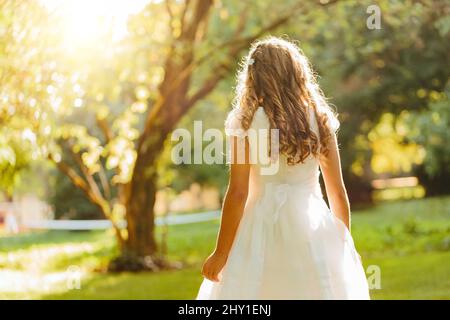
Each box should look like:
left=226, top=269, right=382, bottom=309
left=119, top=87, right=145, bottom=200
left=202, top=136, right=250, bottom=281
left=214, top=136, right=250, bottom=255
left=319, top=134, right=351, bottom=231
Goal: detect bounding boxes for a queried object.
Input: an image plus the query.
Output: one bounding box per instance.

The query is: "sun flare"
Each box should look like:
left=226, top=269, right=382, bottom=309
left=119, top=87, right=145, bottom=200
left=41, top=0, right=151, bottom=49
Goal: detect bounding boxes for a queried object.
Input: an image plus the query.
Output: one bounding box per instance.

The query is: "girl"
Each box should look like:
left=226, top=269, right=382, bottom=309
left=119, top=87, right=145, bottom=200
left=197, top=37, right=370, bottom=299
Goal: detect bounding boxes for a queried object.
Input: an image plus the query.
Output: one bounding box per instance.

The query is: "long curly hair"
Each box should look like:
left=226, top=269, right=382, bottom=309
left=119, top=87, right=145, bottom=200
left=234, top=37, right=338, bottom=165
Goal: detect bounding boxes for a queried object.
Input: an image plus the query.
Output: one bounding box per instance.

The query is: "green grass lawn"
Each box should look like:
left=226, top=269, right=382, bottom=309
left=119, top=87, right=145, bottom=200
left=1, top=196, right=449, bottom=300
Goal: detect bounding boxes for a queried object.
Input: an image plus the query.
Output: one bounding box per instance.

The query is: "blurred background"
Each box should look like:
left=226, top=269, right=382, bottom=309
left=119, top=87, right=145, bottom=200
left=0, top=0, right=449, bottom=299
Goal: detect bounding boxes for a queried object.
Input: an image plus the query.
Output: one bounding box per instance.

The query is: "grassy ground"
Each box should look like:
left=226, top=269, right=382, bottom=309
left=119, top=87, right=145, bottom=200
left=0, top=196, right=449, bottom=300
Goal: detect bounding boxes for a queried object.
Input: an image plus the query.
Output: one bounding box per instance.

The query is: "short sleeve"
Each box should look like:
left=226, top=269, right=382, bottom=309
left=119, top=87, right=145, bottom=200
left=317, top=104, right=340, bottom=134
left=326, top=110, right=340, bottom=133
left=224, top=108, right=247, bottom=138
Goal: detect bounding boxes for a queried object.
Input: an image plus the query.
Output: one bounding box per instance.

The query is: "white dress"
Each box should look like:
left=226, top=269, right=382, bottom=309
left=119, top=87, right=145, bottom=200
left=197, top=106, right=370, bottom=300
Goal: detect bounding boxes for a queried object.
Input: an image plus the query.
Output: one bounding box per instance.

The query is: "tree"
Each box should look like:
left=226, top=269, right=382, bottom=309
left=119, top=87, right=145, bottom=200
left=1, top=0, right=339, bottom=270
left=408, top=85, right=450, bottom=195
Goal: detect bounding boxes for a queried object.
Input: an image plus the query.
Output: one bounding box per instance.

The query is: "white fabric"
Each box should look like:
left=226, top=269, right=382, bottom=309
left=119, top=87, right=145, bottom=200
left=197, top=107, right=369, bottom=300
left=224, top=107, right=248, bottom=138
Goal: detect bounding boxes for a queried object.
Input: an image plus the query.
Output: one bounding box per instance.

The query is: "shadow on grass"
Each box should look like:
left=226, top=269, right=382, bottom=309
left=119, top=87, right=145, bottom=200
left=42, top=267, right=203, bottom=300
left=41, top=250, right=450, bottom=300
left=0, top=230, right=110, bottom=253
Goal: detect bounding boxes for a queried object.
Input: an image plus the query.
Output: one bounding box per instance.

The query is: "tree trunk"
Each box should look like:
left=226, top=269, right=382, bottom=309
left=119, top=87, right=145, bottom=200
left=124, top=173, right=157, bottom=257
left=108, top=170, right=167, bottom=271
left=108, top=97, right=182, bottom=272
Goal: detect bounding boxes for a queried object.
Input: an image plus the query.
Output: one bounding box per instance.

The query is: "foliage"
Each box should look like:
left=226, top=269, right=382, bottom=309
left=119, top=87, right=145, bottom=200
left=1, top=0, right=344, bottom=263
left=0, top=130, right=33, bottom=197
left=1, top=0, right=449, bottom=267
left=408, top=87, right=450, bottom=177
left=50, top=169, right=103, bottom=219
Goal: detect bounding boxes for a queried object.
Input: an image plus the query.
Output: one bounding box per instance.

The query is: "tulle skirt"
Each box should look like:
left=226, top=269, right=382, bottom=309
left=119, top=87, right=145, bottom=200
left=197, top=182, right=370, bottom=300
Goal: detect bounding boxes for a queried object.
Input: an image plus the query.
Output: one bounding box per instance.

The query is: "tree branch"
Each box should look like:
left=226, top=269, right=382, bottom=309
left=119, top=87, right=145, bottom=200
left=96, top=117, right=113, bottom=143
left=195, top=0, right=339, bottom=69
left=98, top=164, right=112, bottom=200
left=57, top=139, right=115, bottom=221
left=180, top=0, right=213, bottom=41
left=137, top=0, right=214, bottom=152
left=49, top=153, right=124, bottom=243
left=67, top=143, right=105, bottom=204
left=234, top=4, right=249, bottom=36
left=165, top=0, right=175, bottom=37
left=179, top=0, right=191, bottom=35
left=185, top=0, right=340, bottom=107
left=49, top=154, right=91, bottom=196
left=154, top=1, right=310, bottom=111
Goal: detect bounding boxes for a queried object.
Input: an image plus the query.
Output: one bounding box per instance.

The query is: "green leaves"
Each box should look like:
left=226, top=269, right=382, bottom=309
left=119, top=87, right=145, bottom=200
left=408, top=86, right=450, bottom=177
left=0, top=128, right=34, bottom=196
left=0, top=144, right=16, bottom=166
left=434, top=14, right=450, bottom=37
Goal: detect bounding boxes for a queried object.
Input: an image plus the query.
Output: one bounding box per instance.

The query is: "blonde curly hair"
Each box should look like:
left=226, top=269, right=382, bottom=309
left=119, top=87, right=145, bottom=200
left=234, top=36, right=338, bottom=165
